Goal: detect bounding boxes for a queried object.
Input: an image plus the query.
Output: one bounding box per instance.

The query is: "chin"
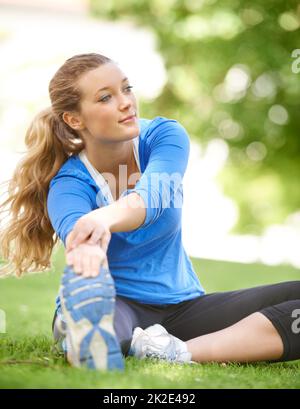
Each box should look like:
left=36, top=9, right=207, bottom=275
left=126, top=124, right=140, bottom=137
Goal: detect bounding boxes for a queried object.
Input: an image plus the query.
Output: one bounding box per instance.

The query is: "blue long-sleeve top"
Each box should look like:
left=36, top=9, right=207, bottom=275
left=47, top=116, right=205, bottom=305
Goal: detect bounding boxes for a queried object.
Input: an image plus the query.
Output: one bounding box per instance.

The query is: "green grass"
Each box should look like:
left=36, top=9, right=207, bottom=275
left=0, top=245, right=299, bottom=389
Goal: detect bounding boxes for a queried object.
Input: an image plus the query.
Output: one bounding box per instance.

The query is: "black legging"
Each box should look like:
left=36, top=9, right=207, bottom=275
left=53, top=280, right=300, bottom=362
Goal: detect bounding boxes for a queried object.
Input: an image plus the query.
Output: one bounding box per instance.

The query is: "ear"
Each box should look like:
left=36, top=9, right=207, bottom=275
left=62, top=112, right=85, bottom=131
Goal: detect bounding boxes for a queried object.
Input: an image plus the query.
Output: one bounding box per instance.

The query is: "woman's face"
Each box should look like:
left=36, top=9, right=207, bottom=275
left=77, top=62, right=139, bottom=143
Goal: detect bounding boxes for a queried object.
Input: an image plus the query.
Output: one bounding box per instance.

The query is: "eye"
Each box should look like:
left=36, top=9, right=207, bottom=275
left=98, top=85, right=133, bottom=103
left=99, top=95, right=111, bottom=102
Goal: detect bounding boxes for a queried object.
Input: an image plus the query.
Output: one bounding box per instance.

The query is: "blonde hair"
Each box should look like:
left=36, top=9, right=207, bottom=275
left=0, top=53, right=112, bottom=277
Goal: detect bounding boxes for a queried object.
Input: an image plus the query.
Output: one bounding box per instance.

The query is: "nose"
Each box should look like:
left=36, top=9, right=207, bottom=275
left=118, top=93, right=132, bottom=111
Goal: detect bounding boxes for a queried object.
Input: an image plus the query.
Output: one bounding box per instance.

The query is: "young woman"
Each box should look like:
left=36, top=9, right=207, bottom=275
left=0, top=53, right=299, bottom=371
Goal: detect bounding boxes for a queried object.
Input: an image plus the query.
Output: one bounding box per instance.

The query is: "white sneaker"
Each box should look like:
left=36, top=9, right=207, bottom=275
left=130, top=324, right=192, bottom=363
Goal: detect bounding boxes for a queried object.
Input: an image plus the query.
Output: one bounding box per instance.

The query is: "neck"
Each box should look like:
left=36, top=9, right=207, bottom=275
left=83, top=139, right=136, bottom=176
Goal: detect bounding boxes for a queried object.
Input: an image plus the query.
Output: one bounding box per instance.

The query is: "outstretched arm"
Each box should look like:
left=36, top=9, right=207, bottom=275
left=64, top=192, right=146, bottom=277
left=66, top=191, right=146, bottom=251
left=48, top=176, right=145, bottom=276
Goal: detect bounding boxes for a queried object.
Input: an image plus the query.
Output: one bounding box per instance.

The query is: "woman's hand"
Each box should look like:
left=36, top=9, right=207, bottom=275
left=66, top=209, right=111, bottom=253
left=66, top=242, right=108, bottom=278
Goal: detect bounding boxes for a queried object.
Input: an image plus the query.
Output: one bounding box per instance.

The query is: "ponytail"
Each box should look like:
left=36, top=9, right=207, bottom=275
left=0, top=108, right=84, bottom=277
left=0, top=53, right=111, bottom=277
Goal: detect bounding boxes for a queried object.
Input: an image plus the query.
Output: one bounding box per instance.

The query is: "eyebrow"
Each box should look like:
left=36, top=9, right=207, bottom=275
left=94, top=77, right=129, bottom=95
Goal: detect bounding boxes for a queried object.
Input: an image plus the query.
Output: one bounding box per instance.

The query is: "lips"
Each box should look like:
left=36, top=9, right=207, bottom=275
left=119, top=113, right=136, bottom=123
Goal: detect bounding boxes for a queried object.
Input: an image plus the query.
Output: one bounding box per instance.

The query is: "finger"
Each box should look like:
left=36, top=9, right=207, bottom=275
left=90, top=255, right=101, bottom=277
left=73, top=250, right=83, bottom=275
left=86, top=227, right=103, bottom=246
left=102, top=257, right=109, bottom=270
left=66, top=230, right=76, bottom=252
left=70, top=230, right=91, bottom=249
left=66, top=251, right=74, bottom=266
left=100, top=230, right=111, bottom=253
left=70, top=219, right=93, bottom=247
left=82, top=253, right=92, bottom=278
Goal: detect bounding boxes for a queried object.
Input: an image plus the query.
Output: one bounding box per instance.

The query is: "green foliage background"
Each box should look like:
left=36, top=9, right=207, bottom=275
left=89, top=0, right=300, bottom=234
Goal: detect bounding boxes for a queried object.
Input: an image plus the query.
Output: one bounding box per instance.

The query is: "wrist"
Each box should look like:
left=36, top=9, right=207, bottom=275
left=93, top=208, right=113, bottom=231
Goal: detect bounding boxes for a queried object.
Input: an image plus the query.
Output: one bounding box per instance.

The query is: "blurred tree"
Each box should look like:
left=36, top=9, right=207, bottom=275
left=89, top=0, right=300, bottom=234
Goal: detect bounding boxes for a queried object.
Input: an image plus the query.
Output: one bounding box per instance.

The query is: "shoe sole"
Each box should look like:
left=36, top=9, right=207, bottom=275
left=59, top=265, right=124, bottom=371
